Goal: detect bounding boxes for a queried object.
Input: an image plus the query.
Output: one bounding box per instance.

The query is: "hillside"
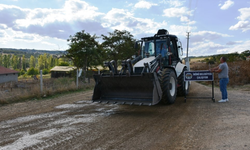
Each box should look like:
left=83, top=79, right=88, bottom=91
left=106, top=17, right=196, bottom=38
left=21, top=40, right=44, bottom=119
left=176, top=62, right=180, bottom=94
left=0, top=48, right=65, bottom=58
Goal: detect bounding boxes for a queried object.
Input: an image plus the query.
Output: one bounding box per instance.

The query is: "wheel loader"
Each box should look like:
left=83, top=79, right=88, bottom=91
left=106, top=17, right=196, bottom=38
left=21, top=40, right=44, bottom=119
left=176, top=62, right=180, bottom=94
left=92, top=29, right=190, bottom=106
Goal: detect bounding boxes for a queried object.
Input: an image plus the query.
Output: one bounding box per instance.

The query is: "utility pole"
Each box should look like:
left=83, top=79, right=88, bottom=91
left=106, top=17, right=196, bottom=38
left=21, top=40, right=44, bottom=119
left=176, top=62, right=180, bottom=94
left=186, top=32, right=190, bottom=58
left=186, top=32, right=190, bottom=71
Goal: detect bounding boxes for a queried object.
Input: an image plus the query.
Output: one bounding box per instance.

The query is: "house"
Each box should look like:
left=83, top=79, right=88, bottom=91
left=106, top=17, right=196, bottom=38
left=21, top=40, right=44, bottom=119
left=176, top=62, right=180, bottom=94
left=50, top=66, right=76, bottom=78
left=0, top=66, right=19, bottom=84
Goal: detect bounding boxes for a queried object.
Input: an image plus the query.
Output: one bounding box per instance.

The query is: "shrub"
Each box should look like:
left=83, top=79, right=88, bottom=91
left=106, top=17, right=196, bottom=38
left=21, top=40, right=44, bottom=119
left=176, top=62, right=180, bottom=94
left=20, top=69, right=26, bottom=75
left=42, top=69, right=49, bottom=75
left=27, top=68, right=39, bottom=76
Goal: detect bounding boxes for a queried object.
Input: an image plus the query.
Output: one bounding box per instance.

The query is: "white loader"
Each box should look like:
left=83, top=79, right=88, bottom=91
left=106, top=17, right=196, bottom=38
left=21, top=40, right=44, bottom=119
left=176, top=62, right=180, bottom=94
left=92, top=29, right=190, bottom=105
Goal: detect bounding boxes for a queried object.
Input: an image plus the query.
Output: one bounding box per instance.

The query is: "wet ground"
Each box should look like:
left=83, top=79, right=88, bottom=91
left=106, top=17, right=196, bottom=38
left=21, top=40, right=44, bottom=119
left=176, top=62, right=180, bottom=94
left=0, top=82, right=250, bottom=150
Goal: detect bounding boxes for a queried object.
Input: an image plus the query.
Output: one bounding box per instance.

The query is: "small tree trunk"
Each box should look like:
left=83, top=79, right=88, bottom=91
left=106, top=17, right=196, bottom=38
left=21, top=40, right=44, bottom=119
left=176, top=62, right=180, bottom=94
left=83, top=58, right=87, bottom=83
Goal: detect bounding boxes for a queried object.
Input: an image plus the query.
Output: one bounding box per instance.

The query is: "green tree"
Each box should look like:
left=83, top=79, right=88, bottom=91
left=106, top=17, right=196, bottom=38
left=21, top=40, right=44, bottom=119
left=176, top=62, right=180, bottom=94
left=101, top=29, right=136, bottom=64
left=17, top=57, right=22, bottom=70
left=7, top=55, right=11, bottom=68
left=239, top=50, right=250, bottom=60
left=66, top=30, right=100, bottom=79
left=42, top=68, right=49, bottom=75
left=11, top=55, right=13, bottom=69
left=22, top=55, right=26, bottom=71
left=12, top=55, right=18, bottom=69
left=43, top=53, right=48, bottom=69
left=55, top=58, right=59, bottom=66
left=0, top=54, right=3, bottom=66
left=48, top=55, right=53, bottom=68
left=20, top=69, right=26, bottom=75
left=29, top=55, right=36, bottom=68
left=3, top=55, right=8, bottom=68
left=27, top=67, right=39, bottom=76
left=38, top=55, right=44, bottom=70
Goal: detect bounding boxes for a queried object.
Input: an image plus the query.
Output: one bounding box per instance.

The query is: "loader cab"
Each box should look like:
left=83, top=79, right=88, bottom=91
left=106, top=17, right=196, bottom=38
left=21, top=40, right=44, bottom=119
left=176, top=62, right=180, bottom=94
left=139, top=30, right=183, bottom=66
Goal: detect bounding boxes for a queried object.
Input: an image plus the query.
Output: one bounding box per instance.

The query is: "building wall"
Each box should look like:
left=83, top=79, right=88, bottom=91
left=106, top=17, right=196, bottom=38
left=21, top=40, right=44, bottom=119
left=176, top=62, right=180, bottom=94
left=0, top=73, right=18, bottom=84
left=51, top=71, right=72, bottom=78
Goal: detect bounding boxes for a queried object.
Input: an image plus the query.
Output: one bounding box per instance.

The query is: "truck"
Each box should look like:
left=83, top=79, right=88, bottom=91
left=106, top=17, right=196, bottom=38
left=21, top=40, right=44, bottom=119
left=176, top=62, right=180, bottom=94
left=92, top=29, right=190, bottom=106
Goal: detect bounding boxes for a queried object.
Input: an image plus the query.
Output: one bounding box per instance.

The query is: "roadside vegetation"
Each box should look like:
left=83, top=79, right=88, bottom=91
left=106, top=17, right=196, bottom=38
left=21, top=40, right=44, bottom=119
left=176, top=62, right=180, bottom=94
left=190, top=55, right=250, bottom=88
left=0, top=77, right=95, bottom=105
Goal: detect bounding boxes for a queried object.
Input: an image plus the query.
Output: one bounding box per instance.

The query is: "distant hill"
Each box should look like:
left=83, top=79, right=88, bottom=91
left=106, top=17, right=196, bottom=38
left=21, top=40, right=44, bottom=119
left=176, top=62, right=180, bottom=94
left=0, top=48, right=65, bottom=58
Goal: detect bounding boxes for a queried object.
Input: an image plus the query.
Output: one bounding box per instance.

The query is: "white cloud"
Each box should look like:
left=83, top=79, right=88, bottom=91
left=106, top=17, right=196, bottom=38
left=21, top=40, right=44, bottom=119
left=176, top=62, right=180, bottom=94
left=192, top=31, right=231, bottom=37
left=0, top=28, right=67, bottom=50
left=160, top=0, right=184, bottom=7
left=229, top=21, right=250, bottom=32
left=226, top=41, right=242, bottom=45
left=0, top=0, right=107, bottom=40
left=169, top=25, right=196, bottom=36
left=163, top=7, right=192, bottom=18
left=186, top=31, right=249, bottom=56
left=180, top=16, right=189, bottom=22
left=236, top=7, right=250, bottom=21
left=0, top=24, right=7, bottom=29
left=163, top=6, right=194, bottom=24
left=190, top=41, right=226, bottom=56
left=134, top=0, right=158, bottom=9
left=187, top=31, right=233, bottom=56
left=103, top=8, right=168, bottom=35
left=229, top=7, right=250, bottom=32
left=218, top=40, right=250, bottom=54
left=220, top=0, right=234, bottom=10
left=16, top=0, right=103, bottom=27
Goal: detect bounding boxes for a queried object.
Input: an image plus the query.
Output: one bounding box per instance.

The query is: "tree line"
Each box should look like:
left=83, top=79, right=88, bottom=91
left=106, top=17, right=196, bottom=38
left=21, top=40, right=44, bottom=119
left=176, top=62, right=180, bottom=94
left=0, top=53, right=71, bottom=76
left=203, top=50, right=250, bottom=64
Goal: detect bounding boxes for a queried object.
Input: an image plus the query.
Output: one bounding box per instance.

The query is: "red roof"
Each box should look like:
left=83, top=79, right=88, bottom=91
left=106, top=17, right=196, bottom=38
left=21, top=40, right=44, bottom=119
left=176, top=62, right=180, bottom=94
left=0, top=66, right=19, bottom=75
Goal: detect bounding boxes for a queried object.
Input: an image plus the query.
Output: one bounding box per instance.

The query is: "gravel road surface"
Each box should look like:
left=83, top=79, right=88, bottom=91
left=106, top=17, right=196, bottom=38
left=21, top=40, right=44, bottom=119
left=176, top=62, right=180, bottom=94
left=0, top=82, right=250, bottom=150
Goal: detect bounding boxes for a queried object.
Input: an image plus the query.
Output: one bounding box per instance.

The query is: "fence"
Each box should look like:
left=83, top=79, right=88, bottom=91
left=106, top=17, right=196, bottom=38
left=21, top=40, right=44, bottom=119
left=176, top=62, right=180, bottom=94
left=0, top=70, right=95, bottom=104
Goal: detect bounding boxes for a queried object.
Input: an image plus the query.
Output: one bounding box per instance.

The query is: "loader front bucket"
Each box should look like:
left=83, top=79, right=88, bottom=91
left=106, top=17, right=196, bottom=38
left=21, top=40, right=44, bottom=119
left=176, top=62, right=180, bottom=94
left=92, top=73, right=162, bottom=106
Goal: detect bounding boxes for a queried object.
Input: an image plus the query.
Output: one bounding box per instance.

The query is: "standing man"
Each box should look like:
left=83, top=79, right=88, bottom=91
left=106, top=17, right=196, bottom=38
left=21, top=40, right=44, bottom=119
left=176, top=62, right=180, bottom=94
left=210, top=57, right=229, bottom=102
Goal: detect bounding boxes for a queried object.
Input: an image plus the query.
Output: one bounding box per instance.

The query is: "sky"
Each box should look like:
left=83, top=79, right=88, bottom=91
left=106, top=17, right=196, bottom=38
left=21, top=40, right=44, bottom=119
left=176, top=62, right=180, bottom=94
left=0, top=0, right=250, bottom=56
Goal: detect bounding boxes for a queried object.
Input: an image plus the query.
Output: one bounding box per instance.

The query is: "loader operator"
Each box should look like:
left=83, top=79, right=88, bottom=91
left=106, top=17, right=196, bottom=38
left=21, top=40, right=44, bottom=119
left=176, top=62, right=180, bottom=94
left=157, top=43, right=167, bottom=57
left=209, top=57, right=229, bottom=103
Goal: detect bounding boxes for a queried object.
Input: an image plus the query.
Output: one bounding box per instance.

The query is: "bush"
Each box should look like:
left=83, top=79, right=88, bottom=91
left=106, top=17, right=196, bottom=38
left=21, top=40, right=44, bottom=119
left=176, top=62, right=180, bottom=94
left=42, top=69, right=49, bottom=75
left=20, top=69, right=26, bottom=75
left=27, top=68, right=39, bottom=76
left=207, top=60, right=215, bottom=64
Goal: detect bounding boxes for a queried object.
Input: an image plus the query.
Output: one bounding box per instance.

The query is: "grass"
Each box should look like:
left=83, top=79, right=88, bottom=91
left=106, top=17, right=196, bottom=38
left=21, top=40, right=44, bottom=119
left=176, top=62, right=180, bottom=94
left=190, top=57, right=206, bottom=62
left=18, top=73, right=51, bottom=80
left=0, top=77, right=95, bottom=105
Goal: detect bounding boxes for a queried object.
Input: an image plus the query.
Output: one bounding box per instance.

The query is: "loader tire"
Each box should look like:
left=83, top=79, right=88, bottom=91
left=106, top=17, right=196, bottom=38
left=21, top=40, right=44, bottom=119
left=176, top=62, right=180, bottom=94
left=160, top=68, right=177, bottom=104
left=177, top=68, right=190, bottom=96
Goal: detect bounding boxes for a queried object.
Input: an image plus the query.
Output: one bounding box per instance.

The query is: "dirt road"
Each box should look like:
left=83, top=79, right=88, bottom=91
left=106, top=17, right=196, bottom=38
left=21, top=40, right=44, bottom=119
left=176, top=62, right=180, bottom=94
left=0, top=82, right=250, bottom=150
